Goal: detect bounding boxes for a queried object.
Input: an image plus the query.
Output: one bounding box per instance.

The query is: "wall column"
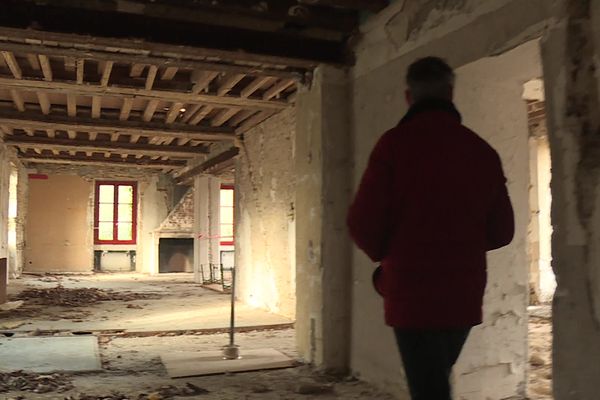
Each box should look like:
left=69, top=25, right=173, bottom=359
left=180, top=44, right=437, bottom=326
left=541, top=1, right=600, bottom=398
left=193, top=175, right=210, bottom=283
left=295, top=65, right=353, bottom=372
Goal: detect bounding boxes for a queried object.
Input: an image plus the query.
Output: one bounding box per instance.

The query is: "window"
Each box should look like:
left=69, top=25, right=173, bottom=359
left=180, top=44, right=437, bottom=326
left=94, top=181, right=137, bottom=245
left=220, top=185, right=234, bottom=246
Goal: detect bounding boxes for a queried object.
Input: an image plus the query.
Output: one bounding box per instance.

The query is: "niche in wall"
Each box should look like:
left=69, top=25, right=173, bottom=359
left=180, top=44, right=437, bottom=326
left=159, top=238, right=194, bottom=273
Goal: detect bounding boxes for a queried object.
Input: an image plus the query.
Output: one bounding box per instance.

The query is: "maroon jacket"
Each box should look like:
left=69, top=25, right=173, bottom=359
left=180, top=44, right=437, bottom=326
left=348, top=99, right=514, bottom=329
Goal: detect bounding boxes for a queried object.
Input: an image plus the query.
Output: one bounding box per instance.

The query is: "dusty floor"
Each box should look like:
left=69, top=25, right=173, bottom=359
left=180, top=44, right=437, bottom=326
left=0, top=275, right=554, bottom=399
left=0, top=329, right=397, bottom=400
left=527, top=306, right=553, bottom=400
left=1, top=274, right=291, bottom=334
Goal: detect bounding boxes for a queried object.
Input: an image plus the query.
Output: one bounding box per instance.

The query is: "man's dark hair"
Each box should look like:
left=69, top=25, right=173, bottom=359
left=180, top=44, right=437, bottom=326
left=406, top=57, right=455, bottom=101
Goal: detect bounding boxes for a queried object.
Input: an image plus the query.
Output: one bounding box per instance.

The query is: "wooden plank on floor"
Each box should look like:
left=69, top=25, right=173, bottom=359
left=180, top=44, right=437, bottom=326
left=161, top=348, right=296, bottom=378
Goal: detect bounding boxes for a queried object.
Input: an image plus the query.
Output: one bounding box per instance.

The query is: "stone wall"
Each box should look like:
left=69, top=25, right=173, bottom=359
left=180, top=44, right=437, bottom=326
left=235, top=108, right=297, bottom=319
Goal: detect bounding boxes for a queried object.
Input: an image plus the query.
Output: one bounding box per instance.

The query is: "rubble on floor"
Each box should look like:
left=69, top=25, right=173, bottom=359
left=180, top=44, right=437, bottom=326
left=65, top=383, right=209, bottom=400
left=528, top=306, right=553, bottom=400
left=0, top=371, right=73, bottom=394
left=14, top=285, right=162, bottom=307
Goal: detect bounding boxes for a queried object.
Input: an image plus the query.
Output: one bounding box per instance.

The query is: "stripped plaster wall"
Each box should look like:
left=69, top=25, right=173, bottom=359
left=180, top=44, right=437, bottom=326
left=350, top=1, right=558, bottom=397
left=235, top=108, right=297, bottom=319
left=23, top=166, right=172, bottom=274
left=541, top=1, right=600, bottom=397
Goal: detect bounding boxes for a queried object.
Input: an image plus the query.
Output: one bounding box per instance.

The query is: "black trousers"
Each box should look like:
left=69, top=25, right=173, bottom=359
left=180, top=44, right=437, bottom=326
left=394, top=328, right=471, bottom=400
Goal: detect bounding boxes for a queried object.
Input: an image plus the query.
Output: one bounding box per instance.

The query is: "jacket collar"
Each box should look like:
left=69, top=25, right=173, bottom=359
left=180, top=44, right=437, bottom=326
left=398, top=98, right=462, bottom=125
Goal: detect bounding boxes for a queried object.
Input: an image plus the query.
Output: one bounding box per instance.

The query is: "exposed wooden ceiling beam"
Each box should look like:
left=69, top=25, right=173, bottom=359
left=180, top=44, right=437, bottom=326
left=100, top=60, right=114, bottom=87
left=241, top=76, right=276, bottom=98
left=161, top=67, right=178, bottom=80
left=1, top=51, right=22, bottom=79
left=180, top=104, right=202, bottom=124
left=236, top=110, right=275, bottom=133
left=192, top=71, right=220, bottom=94
left=175, top=146, right=240, bottom=184
left=26, top=54, right=41, bottom=71
left=9, top=89, right=24, bottom=112
left=0, top=111, right=236, bottom=142
left=36, top=92, right=51, bottom=115
left=91, top=96, right=101, bottom=118
left=130, top=63, right=145, bottom=78
left=145, top=65, right=158, bottom=90
left=212, top=108, right=240, bottom=127
left=76, top=59, right=84, bottom=83
left=217, top=73, right=245, bottom=96
left=67, top=94, right=77, bottom=117
left=21, top=153, right=186, bottom=169
left=38, top=54, right=53, bottom=81
left=119, top=98, right=133, bottom=121
left=263, top=79, right=295, bottom=100
left=0, top=77, right=288, bottom=111
left=0, top=26, right=318, bottom=70
left=189, top=106, right=213, bottom=126
left=166, top=102, right=185, bottom=124
left=143, top=99, right=160, bottom=122
left=5, top=135, right=209, bottom=157
left=228, top=109, right=256, bottom=127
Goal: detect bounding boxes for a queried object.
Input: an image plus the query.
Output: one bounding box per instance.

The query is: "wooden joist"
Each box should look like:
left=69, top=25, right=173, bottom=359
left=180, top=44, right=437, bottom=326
left=166, top=102, right=185, bottom=124
left=76, top=59, right=85, bottom=83
left=91, top=96, right=102, bottom=118
left=4, top=135, right=209, bottom=158
left=241, top=76, right=275, bottom=98
left=175, top=146, right=240, bottom=183
left=192, top=71, right=220, bottom=94
left=212, top=108, right=240, bottom=127
left=263, top=79, right=295, bottom=100
left=36, top=92, right=51, bottom=115
left=120, top=98, right=133, bottom=121
left=38, top=55, right=53, bottom=81
left=9, top=89, right=24, bottom=112
left=100, top=60, right=114, bottom=86
left=299, top=0, right=388, bottom=12
left=217, top=73, right=245, bottom=96
left=0, top=110, right=236, bottom=142
left=21, top=153, right=186, bottom=169
left=161, top=67, right=178, bottom=80
left=145, top=65, right=158, bottom=90
left=0, top=27, right=318, bottom=71
left=0, top=77, right=288, bottom=111
left=1, top=51, right=22, bottom=79
left=143, top=99, right=160, bottom=122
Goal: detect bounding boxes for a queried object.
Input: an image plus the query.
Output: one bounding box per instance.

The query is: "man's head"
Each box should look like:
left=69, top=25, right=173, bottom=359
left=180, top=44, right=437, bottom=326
left=405, top=57, right=455, bottom=105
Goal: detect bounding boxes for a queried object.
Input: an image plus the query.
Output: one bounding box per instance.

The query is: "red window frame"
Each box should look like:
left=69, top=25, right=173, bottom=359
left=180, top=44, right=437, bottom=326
left=94, top=181, right=138, bottom=245
left=220, top=184, right=235, bottom=246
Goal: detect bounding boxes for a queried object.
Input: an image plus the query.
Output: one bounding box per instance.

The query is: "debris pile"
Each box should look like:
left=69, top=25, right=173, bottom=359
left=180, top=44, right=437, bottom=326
left=0, top=371, right=74, bottom=394
left=65, top=383, right=209, bottom=399
left=14, top=286, right=162, bottom=307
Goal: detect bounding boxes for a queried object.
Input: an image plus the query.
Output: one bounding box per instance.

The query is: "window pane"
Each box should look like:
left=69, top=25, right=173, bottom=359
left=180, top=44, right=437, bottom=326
left=220, top=189, right=234, bottom=207
left=118, top=185, right=134, bottom=204
left=99, top=185, right=114, bottom=203
left=221, top=224, right=234, bottom=238
left=98, top=222, right=114, bottom=241
left=118, top=222, right=133, bottom=241
left=118, top=204, right=133, bottom=222
left=99, top=203, right=114, bottom=222
left=221, top=207, right=234, bottom=224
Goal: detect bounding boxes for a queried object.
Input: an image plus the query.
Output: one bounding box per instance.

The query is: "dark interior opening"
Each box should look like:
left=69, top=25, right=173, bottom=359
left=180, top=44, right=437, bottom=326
left=159, top=238, right=194, bottom=273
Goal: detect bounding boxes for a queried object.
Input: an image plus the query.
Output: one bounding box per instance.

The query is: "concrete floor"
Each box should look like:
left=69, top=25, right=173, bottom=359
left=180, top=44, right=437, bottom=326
left=1, top=273, right=292, bottom=334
